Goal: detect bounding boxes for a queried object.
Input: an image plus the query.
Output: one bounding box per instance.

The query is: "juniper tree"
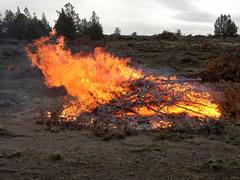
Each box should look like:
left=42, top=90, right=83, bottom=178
left=87, top=11, right=104, bottom=40
left=114, top=27, right=121, bottom=36
left=214, top=14, right=238, bottom=38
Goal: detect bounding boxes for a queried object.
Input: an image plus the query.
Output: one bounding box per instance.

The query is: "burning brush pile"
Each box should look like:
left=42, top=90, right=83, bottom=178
left=26, top=32, right=222, bottom=133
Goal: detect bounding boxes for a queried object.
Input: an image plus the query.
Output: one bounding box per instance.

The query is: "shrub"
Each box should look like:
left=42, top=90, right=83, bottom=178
left=201, top=49, right=240, bottom=119
left=199, top=41, right=217, bottom=50
left=159, top=31, right=177, bottom=40
left=221, top=82, right=240, bottom=119
left=201, top=48, right=240, bottom=82
left=131, top=32, right=137, bottom=37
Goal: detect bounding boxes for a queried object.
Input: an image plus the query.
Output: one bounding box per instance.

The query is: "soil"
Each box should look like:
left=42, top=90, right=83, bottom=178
left=0, top=39, right=240, bottom=180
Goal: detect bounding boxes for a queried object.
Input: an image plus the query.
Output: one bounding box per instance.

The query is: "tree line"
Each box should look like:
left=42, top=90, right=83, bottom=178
left=0, top=3, right=104, bottom=40
left=0, top=2, right=239, bottom=40
left=0, top=7, right=51, bottom=40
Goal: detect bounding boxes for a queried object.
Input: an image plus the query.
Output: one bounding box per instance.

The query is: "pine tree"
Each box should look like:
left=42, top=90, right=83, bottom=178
left=0, top=13, right=3, bottom=35
left=79, top=18, right=89, bottom=35
left=176, top=29, right=181, bottom=37
left=3, top=10, right=15, bottom=35
left=54, top=3, right=80, bottom=39
left=214, top=14, right=238, bottom=38
left=55, top=9, right=76, bottom=39
left=114, top=27, right=121, bottom=36
left=87, top=11, right=104, bottom=40
left=24, top=8, right=31, bottom=19
left=11, top=11, right=28, bottom=39
left=40, top=13, right=51, bottom=34
left=2, top=7, right=51, bottom=40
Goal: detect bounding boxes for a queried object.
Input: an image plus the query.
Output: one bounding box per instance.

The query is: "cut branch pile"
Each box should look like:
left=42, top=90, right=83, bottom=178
left=40, top=75, right=220, bottom=133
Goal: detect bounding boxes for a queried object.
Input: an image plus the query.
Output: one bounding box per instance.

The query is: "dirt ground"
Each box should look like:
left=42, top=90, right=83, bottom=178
left=0, top=38, right=240, bottom=179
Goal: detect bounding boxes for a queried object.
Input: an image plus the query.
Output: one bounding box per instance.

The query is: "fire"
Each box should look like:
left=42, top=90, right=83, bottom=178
left=26, top=32, right=221, bottom=126
left=150, top=120, right=173, bottom=129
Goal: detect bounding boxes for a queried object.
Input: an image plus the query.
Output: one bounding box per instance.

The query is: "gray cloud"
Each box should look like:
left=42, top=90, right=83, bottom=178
left=177, top=12, right=214, bottom=23
left=157, top=0, right=193, bottom=11
left=155, top=0, right=214, bottom=23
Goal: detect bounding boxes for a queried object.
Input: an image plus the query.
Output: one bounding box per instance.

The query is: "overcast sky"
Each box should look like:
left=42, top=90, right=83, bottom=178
left=0, top=0, right=240, bottom=35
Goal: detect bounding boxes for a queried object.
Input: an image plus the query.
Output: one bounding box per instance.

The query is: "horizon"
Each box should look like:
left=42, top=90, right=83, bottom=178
left=0, top=0, right=239, bottom=35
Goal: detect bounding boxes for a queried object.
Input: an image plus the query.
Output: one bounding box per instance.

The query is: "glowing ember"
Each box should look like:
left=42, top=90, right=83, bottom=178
left=26, top=32, right=221, bottom=128
left=150, top=120, right=173, bottom=129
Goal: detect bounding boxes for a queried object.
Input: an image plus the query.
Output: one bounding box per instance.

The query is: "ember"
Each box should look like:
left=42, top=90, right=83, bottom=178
left=26, top=31, right=221, bottom=130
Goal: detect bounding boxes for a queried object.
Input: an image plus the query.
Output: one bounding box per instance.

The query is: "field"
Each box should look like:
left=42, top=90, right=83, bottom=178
left=0, top=36, right=240, bottom=179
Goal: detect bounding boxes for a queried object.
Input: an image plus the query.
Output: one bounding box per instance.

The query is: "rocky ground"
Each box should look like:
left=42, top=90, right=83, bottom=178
left=0, top=38, right=240, bottom=179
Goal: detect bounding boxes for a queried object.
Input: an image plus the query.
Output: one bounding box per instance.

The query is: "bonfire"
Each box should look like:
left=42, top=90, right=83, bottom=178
left=26, top=31, right=222, bottom=131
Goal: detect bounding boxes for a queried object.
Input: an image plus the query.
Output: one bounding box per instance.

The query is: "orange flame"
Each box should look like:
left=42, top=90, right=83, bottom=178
left=26, top=32, right=221, bottom=122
